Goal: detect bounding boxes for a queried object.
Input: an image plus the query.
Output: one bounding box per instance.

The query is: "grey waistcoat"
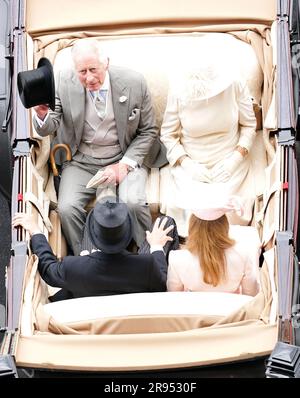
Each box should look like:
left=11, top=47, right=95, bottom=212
left=78, top=87, right=122, bottom=160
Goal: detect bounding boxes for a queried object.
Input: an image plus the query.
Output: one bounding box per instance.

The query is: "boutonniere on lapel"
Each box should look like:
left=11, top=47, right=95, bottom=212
left=119, top=96, right=127, bottom=103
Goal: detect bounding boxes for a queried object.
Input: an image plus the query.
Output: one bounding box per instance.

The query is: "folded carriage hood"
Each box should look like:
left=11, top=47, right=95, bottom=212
left=25, top=0, right=276, bottom=36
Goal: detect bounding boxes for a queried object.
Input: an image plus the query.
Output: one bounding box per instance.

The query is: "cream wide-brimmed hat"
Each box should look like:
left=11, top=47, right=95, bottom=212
left=170, top=35, right=238, bottom=102
left=192, top=195, right=244, bottom=221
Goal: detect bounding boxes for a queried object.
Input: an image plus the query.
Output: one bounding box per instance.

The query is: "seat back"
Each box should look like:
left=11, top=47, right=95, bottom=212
left=53, top=33, right=264, bottom=213
left=54, top=33, right=263, bottom=130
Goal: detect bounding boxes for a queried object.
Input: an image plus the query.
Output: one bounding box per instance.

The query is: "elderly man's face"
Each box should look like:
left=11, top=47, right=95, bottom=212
left=75, top=53, right=108, bottom=92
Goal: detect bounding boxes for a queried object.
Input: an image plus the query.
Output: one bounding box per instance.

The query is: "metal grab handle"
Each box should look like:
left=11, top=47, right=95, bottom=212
left=49, top=143, right=72, bottom=176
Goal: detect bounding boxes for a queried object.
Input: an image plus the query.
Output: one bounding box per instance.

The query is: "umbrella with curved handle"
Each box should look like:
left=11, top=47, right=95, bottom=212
left=49, top=143, right=72, bottom=177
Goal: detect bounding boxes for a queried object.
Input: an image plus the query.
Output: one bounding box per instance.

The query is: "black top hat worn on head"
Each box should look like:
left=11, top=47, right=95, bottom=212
left=86, top=196, right=133, bottom=254
left=17, top=57, right=55, bottom=111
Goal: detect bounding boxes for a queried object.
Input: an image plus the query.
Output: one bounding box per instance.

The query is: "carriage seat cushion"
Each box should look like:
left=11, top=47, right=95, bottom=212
left=41, top=291, right=254, bottom=334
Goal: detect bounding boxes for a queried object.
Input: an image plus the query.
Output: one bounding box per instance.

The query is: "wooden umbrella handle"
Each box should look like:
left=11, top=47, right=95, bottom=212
left=49, top=143, right=72, bottom=176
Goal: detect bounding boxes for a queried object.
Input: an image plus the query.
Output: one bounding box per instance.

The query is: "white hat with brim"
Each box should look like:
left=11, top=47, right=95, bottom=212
left=171, top=35, right=238, bottom=101
left=192, top=196, right=244, bottom=221
left=192, top=195, right=244, bottom=221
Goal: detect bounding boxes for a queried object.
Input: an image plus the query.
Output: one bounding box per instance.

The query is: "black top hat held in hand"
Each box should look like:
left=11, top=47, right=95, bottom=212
left=17, top=57, right=55, bottom=111
left=86, top=196, right=133, bottom=254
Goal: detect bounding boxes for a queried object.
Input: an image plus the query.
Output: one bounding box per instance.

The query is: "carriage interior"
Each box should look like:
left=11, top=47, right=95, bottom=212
left=13, top=0, right=281, bottom=371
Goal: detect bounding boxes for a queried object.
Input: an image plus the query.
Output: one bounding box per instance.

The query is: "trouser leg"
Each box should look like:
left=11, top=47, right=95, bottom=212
left=57, top=162, right=96, bottom=255
left=82, top=166, right=152, bottom=253
left=118, top=166, right=152, bottom=247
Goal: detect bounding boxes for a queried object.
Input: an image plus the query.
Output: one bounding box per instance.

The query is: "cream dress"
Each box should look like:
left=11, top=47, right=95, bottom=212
left=160, top=80, right=257, bottom=236
left=166, top=225, right=260, bottom=296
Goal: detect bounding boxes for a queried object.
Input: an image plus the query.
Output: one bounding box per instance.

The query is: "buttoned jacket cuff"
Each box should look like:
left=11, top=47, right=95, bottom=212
left=150, top=245, right=164, bottom=254
left=169, top=148, right=188, bottom=167
left=31, top=231, right=44, bottom=237
left=237, top=127, right=256, bottom=151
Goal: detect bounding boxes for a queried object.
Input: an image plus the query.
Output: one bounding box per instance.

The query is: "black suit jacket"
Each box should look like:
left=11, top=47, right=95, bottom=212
left=31, top=234, right=168, bottom=301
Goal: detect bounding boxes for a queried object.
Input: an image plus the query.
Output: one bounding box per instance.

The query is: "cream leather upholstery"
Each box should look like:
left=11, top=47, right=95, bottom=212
left=55, top=34, right=262, bottom=124
left=53, top=33, right=264, bottom=208
left=43, top=291, right=253, bottom=324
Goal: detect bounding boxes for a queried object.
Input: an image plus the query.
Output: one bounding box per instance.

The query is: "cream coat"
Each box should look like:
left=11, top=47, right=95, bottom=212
left=167, top=225, right=260, bottom=296
left=160, top=80, right=257, bottom=236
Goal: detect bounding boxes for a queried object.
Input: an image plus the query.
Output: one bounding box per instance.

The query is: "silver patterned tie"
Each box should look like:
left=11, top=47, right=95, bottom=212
left=92, top=90, right=107, bottom=120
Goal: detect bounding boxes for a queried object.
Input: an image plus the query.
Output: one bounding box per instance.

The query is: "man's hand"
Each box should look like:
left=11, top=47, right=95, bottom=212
left=104, top=163, right=129, bottom=185
left=211, top=151, right=244, bottom=183
left=146, top=217, right=174, bottom=247
left=86, top=162, right=129, bottom=189
left=12, top=213, right=42, bottom=236
left=181, top=157, right=211, bottom=183
left=34, top=104, right=49, bottom=121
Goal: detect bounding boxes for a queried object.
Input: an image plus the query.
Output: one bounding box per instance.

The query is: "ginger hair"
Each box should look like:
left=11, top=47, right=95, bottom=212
left=186, top=214, right=235, bottom=286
